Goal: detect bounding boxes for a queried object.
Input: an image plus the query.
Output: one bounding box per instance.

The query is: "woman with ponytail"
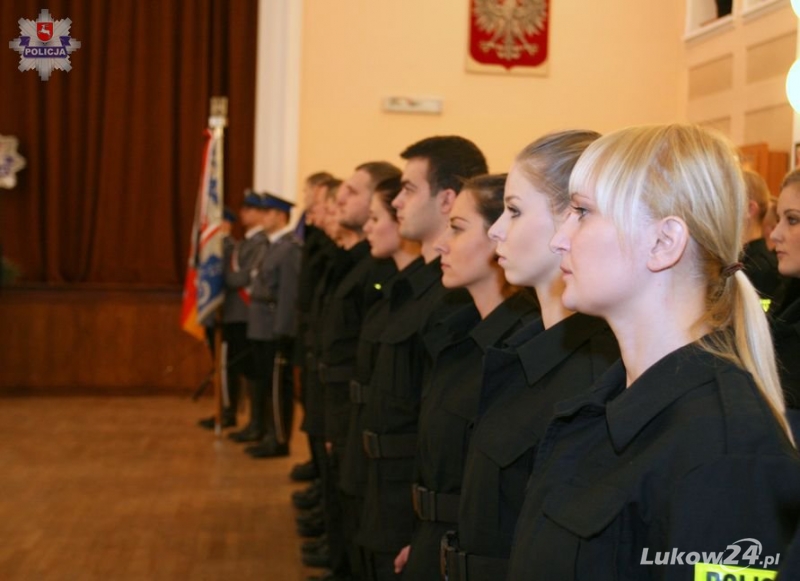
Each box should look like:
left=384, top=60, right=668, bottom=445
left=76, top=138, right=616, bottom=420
left=507, top=124, right=800, bottom=581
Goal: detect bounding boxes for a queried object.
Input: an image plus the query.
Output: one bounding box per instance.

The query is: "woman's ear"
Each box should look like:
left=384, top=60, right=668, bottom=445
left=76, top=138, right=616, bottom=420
left=647, top=216, right=689, bottom=273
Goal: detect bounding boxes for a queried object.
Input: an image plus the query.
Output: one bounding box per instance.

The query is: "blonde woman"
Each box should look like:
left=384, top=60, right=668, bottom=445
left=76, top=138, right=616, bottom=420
left=507, top=125, right=800, bottom=580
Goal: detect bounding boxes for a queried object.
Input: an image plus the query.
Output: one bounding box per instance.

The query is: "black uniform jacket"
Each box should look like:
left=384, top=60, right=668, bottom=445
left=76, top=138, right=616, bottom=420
left=340, top=260, right=423, bottom=499
left=457, top=312, right=619, bottom=567
left=356, top=257, right=470, bottom=553
left=320, top=240, right=395, bottom=444
left=295, top=226, right=332, bottom=366
left=402, top=293, right=539, bottom=579
left=742, top=237, right=781, bottom=299
left=300, top=240, right=349, bottom=437
left=772, top=279, right=800, bottom=415
left=507, top=341, right=800, bottom=581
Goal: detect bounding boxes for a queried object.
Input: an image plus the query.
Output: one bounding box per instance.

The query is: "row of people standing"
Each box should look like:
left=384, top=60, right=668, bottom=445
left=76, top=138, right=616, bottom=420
left=212, top=124, right=800, bottom=580
left=298, top=127, right=800, bottom=581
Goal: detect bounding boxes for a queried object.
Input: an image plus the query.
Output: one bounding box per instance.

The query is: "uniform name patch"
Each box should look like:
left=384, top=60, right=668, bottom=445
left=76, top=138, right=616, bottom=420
left=694, top=563, right=777, bottom=581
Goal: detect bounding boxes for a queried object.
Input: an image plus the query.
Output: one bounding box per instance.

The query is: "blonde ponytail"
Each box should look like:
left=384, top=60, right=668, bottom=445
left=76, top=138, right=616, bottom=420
left=570, top=124, right=794, bottom=445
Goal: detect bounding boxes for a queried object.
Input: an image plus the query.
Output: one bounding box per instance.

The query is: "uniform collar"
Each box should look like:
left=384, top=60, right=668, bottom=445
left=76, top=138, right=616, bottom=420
left=517, top=312, right=609, bottom=386
left=245, top=225, right=264, bottom=239
left=470, top=292, right=539, bottom=352
left=605, top=341, right=721, bottom=454
left=407, top=256, right=444, bottom=299
left=269, top=224, right=294, bottom=243
left=348, top=239, right=371, bottom=261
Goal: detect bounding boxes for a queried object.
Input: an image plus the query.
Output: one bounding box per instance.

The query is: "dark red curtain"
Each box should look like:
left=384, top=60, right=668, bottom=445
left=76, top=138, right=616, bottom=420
left=0, top=0, right=257, bottom=285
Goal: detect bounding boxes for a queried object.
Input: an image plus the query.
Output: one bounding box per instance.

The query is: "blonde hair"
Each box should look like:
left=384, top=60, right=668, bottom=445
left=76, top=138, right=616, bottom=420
left=742, top=169, right=770, bottom=223
left=570, top=124, right=792, bottom=442
left=515, top=130, right=601, bottom=215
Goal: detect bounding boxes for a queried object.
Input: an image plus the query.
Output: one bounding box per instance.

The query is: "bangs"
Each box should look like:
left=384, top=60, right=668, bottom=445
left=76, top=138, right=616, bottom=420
left=569, top=127, right=660, bottom=238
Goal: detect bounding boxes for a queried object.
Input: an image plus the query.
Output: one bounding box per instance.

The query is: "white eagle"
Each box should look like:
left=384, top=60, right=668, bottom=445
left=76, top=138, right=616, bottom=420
left=473, top=0, right=547, bottom=61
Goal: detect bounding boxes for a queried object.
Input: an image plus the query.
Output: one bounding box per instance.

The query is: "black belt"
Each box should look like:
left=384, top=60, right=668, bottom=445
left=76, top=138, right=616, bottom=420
left=349, top=380, right=370, bottom=404
left=411, top=483, right=459, bottom=523
left=362, top=430, right=417, bottom=459
left=318, top=362, right=355, bottom=384
left=440, top=531, right=508, bottom=581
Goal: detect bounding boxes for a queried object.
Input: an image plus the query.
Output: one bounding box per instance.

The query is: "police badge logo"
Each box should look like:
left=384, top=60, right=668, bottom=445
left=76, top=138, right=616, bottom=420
left=8, top=8, right=81, bottom=81
left=36, top=21, right=54, bottom=42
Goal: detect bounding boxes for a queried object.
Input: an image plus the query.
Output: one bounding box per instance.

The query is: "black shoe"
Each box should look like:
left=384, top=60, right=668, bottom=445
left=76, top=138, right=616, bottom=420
left=301, top=534, right=328, bottom=555
left=245, top=436, right=289, bottom=458
left=228, top=425, right=263, bottom=443
left=296, top=505, right=324, bottom=527
left=290, top=460, right=318, bottom=482
left=292, top=480, right=322, bottom=509
left=297, top=516, right=326, bottom=538
left=301, top=542, right=330, bottom=560
left=301, top=545, right=331, bottom=568
left=198, top=415, right=236, bottom=430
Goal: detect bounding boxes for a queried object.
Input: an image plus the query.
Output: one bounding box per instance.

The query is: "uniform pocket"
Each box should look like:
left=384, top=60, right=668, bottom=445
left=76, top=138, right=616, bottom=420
left=542, top=482, right=629, bottom=579
left=543, top=482, right=628, bottom=538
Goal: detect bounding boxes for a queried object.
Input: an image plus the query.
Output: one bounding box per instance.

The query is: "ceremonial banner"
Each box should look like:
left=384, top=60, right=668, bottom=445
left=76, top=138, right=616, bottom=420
left=181, top=128, right=225, bottom=340
left=466, top=0, right=550, bottom=76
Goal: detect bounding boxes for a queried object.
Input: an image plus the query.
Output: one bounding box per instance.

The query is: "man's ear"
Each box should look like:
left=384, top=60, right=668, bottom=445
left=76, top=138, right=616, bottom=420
left=438, top=188, right=457, bottom=215
left=646, top=216, right=689, bottom=273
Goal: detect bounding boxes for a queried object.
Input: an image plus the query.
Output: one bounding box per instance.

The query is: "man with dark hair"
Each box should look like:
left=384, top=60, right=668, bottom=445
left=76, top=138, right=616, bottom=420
left=356, top=136, right=487, bottom=580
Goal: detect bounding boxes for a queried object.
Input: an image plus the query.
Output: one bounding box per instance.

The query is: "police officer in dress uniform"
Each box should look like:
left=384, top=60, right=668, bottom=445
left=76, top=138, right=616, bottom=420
left=241, top=192, right=301, bottom=457
left=355, top=136, right=488, bottom=581
left=219, top=192, right=270, bottom=441
left=198, top=205, right=257, bottom=429
left=441, top=131, right=620, bottom=581
left=507, top=125, right=800, bottom=581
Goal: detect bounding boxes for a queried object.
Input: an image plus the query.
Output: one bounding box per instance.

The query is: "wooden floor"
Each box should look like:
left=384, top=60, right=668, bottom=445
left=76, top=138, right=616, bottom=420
left=0, top=396, right=320, bottom=581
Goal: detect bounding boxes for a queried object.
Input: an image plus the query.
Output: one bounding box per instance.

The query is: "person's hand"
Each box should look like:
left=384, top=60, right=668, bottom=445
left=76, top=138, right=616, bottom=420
left=394, top=545, right=411, bottom=574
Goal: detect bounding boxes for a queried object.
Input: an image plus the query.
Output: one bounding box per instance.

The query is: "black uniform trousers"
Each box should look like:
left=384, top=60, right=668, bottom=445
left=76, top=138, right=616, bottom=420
left=250, top=339, right=294, bottom=443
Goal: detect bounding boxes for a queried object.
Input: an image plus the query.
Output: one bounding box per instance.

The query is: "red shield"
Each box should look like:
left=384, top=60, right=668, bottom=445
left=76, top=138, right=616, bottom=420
left=36, top=21, right=53, bottom=42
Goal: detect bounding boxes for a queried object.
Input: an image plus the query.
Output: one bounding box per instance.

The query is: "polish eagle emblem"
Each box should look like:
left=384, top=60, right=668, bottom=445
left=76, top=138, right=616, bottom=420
left=473, top=0, right=547, bottom=61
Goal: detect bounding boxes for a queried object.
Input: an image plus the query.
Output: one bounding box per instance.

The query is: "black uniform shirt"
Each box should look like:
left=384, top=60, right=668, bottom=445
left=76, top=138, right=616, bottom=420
left=340, top=260, right=423, bottom=498
left=416, top=292, right=539, bottom=495
left=402, top=293, right=539, bottom=580
left=321, top=240, right=395, bottom=443
left=507, top=341, right=800, bottom=581
left=357, top=257, right=470, bottom=553
left=771, top=279, right=800, bottom=413
left=742, top=237, right=781, bottom=299
left=458, top=313, right=619, bottom=563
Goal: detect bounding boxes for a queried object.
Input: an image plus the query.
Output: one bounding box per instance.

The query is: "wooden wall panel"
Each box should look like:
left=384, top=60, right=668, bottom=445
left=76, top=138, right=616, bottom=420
left=0, top=287, right=212, bottom=393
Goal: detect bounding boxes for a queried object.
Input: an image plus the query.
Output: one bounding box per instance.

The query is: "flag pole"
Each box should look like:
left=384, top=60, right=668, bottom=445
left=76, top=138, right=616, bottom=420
left=209, top=96, right=228, bottom=436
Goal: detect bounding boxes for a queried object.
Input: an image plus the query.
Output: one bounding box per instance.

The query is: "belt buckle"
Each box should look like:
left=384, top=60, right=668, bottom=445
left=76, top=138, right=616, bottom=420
left=362, top=430, right=381, bottom=458
left=440, top=530, right=459, bottom=581
left=413, top=484, right=435, bottom=521
left=349, top=380, right=360, bottom=402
